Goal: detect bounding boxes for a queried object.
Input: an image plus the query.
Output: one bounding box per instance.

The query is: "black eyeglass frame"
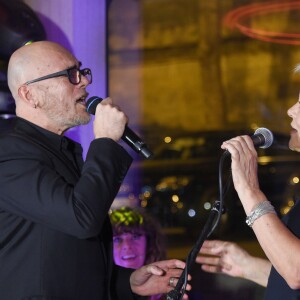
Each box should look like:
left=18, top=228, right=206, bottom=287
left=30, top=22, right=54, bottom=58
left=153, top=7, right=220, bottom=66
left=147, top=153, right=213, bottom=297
left=25, top=66, right=92, bottom=86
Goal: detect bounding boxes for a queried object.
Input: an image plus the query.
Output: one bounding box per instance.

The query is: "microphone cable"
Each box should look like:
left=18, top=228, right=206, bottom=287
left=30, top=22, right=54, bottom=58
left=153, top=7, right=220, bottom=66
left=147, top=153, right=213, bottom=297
left=207, top=150, right=232, bottom=236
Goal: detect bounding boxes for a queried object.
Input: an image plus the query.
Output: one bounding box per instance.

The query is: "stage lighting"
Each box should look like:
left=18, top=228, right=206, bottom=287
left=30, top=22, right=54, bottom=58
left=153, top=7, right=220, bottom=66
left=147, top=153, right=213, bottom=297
left=0, top=0, right=46, bottom=60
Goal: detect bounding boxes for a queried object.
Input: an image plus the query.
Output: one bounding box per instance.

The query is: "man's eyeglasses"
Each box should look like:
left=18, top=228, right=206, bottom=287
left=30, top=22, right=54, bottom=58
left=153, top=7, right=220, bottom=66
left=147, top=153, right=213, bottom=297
left=25, top=66, right=92, bottom=86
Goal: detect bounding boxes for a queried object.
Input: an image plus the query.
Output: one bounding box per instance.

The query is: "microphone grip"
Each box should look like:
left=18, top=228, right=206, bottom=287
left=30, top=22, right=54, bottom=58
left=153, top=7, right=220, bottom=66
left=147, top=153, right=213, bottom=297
left=123, top=126, right=153, bottom=159
left=251, top=134, right=265, bottom=147
left=86, top=96, right=153, bottom=159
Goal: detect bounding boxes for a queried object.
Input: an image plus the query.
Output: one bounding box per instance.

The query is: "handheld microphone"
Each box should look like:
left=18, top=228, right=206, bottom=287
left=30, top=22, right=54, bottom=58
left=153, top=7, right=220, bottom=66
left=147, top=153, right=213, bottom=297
left=222, top=127, right=273, bottom=157
left=251, top=127, right=273, bottom=148
left=86, top=96, right=153, bottom=159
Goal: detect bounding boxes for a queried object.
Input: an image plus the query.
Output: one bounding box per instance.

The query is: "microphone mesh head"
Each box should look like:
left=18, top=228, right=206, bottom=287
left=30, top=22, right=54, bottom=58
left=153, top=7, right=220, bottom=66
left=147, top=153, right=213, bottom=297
left=254, top=127, right=274, bottom=149
left=86, top=96, right=103, bottom=115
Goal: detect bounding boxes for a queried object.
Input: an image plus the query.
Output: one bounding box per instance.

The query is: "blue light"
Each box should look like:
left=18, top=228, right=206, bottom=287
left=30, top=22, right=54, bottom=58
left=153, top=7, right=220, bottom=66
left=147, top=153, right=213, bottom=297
left=188, top=209, right=196, bottom=217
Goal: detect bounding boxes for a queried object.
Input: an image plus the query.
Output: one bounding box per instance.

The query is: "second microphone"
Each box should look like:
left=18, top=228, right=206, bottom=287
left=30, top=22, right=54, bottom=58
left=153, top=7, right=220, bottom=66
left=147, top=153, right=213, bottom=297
left=86, top=96, right=153, bottom=159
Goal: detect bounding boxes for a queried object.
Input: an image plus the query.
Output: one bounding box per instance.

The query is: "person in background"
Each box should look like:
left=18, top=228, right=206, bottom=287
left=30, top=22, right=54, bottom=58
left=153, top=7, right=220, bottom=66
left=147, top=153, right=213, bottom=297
left=110, top=206, right=166, bottom=268
left=196, top=71, right=300, bottom=299
left=0, top=40, right=190, bottom=300
left=110, top=206, right=167, bottom=300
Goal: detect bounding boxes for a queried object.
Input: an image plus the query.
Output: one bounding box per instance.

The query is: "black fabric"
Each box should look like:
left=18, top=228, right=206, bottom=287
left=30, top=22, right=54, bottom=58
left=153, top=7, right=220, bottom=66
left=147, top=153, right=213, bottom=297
left=264, top=199, right=300, bottom=299
left=0, top=117, right=135, bottom=300
left=111, top=266, right=147, bottom=300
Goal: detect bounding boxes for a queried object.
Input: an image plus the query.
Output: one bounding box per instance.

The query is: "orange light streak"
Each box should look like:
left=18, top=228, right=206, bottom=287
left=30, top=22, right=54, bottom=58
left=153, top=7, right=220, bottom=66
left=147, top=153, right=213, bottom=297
left=224, top=1, right=300, bottom=45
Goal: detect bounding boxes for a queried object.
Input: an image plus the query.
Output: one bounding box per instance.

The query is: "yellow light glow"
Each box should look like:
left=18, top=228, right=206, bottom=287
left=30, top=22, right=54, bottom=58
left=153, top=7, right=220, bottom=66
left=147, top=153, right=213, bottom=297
left=172, top=195, right=179, bottom=202
left=177, top=202, right=183, bottom=209
left=258, top=157, right=272, bottom=165
left=281, top=207, right=291, bottom=215
left=164, top=136, right=172, bottom=143
left=143, top=191, right=151, bottom=198
left=141, top=200, right=147, bottom=207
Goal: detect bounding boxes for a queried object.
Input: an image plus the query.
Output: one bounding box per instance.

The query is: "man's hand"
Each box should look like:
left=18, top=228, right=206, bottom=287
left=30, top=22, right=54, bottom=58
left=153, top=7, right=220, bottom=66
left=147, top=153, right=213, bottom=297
left=93, top=97, right=128, bottom=141
left=130, top=259, right=191, bottom=299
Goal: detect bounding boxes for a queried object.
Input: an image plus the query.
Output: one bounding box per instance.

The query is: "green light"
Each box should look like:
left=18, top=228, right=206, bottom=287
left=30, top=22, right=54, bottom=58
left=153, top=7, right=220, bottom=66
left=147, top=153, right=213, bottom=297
left=110, top=206, right=144, bottom=226
left=24, top=40, right=34, bottom=46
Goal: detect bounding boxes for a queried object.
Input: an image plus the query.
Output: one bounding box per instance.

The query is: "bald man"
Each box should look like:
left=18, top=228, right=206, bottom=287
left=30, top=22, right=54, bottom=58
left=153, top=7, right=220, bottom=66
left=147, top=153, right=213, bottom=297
left=0, top=41, right=188, bottom=300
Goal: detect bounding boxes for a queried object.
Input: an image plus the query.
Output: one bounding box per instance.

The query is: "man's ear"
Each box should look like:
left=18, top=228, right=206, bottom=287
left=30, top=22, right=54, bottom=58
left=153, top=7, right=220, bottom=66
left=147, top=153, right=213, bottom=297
left=18, top=85, right=37, bottom=108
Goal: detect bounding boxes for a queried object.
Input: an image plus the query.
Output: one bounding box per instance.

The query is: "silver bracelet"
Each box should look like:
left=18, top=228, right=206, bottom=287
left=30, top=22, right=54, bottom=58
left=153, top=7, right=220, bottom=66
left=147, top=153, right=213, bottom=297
left=245, top=200, right=276, bottom=227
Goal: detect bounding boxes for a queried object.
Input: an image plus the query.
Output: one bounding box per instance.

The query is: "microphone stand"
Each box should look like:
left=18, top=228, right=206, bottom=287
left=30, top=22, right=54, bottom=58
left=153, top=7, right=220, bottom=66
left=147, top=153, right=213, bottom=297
left=166, top=130, right=270, bottom=299
left=166, top=200, right=222, bottom=300
left=166, top=151, right=230, bottom=300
